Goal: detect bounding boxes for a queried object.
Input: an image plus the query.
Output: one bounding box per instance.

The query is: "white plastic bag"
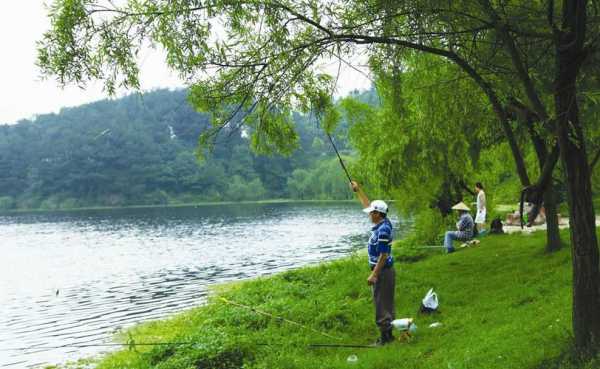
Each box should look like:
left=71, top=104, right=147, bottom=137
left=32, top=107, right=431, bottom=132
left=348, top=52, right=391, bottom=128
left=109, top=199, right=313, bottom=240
left=421, top=288, right=439, bottom=311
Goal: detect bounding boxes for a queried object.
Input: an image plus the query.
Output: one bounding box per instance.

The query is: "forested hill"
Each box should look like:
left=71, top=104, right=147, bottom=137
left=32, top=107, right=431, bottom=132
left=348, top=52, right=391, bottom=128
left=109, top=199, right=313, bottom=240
left=0, top=89, right=356, bottom=211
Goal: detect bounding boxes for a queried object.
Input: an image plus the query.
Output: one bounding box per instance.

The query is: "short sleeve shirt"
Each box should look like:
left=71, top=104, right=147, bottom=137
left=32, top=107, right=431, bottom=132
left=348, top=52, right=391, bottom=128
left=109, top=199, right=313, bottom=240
left=368, top=218, right=394, bottom=267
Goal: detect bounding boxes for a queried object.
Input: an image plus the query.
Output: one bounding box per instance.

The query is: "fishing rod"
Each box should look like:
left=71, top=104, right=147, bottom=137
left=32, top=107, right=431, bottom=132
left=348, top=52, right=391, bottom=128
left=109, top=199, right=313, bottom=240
left=325, top=131, right=353, bottom=184
left=0, top=340, right=377, bottom=352
left=314, top=105, right=352, bottom=185
left=2, top=298, right=382, bottom=353
left=0, top=342, right=199, bottom=352
left=308, top=343, right=377, bottom=349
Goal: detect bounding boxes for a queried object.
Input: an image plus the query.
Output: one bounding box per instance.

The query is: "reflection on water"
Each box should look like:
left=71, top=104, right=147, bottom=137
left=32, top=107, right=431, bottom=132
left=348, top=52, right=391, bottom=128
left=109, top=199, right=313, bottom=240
left=0, top=202, right=412, bottom=368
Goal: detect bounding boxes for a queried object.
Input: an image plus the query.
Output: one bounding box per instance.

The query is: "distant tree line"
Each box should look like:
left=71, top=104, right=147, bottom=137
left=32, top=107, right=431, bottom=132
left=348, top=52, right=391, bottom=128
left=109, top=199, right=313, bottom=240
left=0, top=89, right=354, bottom=210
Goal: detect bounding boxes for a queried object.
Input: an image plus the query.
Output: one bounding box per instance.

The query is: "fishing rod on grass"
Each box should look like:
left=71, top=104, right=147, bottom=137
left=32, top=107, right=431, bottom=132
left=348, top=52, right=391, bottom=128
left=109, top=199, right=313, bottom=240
left=219, top=297, right=339, bottom=340
left=1, top=297, right=379, bottom=353
left=0, top=341, right=377, bottom=352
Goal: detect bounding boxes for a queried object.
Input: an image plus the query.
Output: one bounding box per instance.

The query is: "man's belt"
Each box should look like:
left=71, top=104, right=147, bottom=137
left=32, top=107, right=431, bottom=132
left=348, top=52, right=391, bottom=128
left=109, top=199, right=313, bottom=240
left=370, top=264, right=393, bottom=271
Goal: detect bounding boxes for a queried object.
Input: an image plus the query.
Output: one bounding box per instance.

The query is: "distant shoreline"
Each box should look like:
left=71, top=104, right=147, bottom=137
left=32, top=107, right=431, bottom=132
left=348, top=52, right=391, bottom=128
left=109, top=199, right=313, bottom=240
left=0, top=199, right=363, bottom=215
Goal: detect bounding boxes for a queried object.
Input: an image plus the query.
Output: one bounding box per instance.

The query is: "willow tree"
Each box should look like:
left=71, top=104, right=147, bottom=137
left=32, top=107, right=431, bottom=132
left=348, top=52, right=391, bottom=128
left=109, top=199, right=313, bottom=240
left=38, top=0, right=600, bottom=355
left=342, top=49, right=566, bottom=252
left=342, top=52, right=496, bottom=218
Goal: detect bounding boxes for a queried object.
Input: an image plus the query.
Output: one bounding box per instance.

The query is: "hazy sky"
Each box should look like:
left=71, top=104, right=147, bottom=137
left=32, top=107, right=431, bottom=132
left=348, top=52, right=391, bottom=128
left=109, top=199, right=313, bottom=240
left=0, top=1, right=372, bottom=124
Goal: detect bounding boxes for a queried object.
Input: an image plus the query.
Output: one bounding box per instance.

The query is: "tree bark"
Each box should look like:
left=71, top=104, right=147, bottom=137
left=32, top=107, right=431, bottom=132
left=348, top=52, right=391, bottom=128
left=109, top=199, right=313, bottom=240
left=543, top=185, right=561, bottom=252
left=557, top=91, right=600, bottom=355
left=554, top=1, right=600, bottom=352
left=527, top=118, right=562, bottom=252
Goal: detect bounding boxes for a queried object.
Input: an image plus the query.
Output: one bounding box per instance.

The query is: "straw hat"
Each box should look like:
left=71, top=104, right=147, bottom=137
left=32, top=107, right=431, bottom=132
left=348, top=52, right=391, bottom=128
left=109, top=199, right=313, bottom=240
left=451, top=202, right=471, bottom=211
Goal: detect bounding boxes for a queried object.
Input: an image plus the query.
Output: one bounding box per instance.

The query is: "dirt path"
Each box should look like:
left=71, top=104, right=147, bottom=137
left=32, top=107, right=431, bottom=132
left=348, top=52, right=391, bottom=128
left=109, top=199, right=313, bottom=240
left=503, top=216, right=600, bottom=234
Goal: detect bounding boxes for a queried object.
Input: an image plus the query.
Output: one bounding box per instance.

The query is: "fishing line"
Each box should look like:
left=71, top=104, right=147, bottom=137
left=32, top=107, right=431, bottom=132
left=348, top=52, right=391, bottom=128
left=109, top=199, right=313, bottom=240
left=219, top=297, right=340, bottom=340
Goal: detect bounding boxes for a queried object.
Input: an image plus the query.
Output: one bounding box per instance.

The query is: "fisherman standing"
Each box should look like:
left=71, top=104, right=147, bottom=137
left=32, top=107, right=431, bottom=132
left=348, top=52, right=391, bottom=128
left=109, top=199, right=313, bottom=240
left=350, top=181, right=396, bottom=345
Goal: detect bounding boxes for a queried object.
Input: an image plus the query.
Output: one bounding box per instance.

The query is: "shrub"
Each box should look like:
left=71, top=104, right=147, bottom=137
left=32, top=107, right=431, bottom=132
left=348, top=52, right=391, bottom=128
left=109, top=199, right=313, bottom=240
left=411, top=208, right=449, bottom=245
left=59, top=198, right=80, bottom=209
left=40, top=196, right=61, bottom=210
left=0, top=196, right=15, bottom=210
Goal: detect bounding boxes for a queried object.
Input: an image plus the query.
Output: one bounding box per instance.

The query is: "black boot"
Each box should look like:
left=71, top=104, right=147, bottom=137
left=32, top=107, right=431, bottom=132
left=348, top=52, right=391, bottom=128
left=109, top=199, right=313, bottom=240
left=384, top=329, right=395, bottom=343
left=375, top=329, right=394, bottom=346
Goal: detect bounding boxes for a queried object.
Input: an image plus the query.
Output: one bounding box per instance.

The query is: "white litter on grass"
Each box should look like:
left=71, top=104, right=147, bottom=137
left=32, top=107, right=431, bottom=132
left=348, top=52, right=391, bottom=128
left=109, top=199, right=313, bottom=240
left=346, top=354, right=358, bottom=363
left=392, top=318, right=417, bottom=334
left=429, top=322, right=442, bottom=328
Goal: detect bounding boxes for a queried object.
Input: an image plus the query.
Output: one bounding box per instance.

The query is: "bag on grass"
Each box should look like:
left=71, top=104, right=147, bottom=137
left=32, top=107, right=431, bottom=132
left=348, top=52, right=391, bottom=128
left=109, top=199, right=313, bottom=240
left=490, top=218, right=504, bottom=234
left=419, top=288, right=439, bottom=314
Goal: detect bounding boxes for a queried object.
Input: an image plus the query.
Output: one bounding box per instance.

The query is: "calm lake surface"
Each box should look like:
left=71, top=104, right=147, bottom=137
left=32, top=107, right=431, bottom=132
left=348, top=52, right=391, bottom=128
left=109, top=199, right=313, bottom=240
left=0, top=202, right=412, bottom=368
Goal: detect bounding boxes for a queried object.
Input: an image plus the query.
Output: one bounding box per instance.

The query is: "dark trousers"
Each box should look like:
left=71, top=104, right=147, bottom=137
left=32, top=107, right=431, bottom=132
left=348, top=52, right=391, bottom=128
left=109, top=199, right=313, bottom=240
left=371, top=266, right=396, bottom=333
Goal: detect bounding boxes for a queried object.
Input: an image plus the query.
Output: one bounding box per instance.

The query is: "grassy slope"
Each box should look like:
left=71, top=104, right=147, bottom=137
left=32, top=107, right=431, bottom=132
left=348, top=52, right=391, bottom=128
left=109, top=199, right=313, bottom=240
left=84, top=229, right=600, bottom=369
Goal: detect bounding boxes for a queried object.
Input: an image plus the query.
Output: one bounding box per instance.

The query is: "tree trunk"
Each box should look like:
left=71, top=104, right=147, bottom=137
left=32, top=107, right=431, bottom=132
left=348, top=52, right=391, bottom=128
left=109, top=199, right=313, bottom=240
left=554, top=28, right=600, bottom=354
left=560, top=123, right=600, bottom=355
left=434, top=179, right=455, bottom=217
left=543, top=185, right=561, bottom=252
left=508, top=97, right=562, bottom=251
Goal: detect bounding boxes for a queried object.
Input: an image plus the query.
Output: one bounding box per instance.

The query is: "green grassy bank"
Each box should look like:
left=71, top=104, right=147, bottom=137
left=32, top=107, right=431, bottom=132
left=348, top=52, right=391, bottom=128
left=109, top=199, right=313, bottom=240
left=58, top=229, right=600, bottom=369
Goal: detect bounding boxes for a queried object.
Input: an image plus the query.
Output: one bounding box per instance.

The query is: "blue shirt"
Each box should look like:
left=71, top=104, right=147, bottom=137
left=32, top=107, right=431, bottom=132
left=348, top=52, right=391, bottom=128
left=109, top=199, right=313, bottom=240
left=368, top=218, right=393, bottom=267
left=456, top=212, right=474, bottom=240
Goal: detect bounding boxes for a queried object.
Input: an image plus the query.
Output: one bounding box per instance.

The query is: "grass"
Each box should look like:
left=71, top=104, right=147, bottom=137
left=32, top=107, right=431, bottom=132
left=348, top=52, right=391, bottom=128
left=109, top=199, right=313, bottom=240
left=59, top=229, right=600, bottom=369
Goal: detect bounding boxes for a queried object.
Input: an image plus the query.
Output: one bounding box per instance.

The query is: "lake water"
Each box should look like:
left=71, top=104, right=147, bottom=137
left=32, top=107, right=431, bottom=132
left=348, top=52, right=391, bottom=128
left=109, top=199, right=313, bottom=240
left=0, top=202, right=412, bottom=368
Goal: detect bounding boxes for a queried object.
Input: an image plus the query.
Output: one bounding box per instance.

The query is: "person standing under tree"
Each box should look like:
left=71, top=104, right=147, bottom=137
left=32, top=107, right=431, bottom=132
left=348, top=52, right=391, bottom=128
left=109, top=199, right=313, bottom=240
left=474, top=182, right=487, bottom=234
left=350, top=181, right=396, bottom=345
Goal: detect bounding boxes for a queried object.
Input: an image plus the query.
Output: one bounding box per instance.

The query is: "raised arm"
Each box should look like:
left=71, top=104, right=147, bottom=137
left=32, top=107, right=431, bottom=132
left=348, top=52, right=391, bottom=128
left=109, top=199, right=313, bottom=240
left=350, top=181, right=370, bottom=209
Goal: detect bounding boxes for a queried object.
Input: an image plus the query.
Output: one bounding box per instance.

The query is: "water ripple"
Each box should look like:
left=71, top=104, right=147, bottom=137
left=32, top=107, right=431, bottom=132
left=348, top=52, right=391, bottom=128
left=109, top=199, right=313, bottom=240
left=0, top=202, right=412, bottom=368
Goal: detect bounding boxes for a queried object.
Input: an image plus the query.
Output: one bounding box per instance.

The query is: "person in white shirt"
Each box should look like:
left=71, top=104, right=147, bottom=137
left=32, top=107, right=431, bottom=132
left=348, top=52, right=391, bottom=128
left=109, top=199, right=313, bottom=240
left=474, top=182, right=487, bottom=233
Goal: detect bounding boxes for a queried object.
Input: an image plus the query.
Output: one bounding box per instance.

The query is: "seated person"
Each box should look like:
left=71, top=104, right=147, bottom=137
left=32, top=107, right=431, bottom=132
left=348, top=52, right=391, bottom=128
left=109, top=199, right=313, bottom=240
left=506, top=202, right=531, bottom=225
left=531, top=206, right=546, bottom=225
left=505, top=202, right=546, bottom=226
left=444, top=202, right=474, bottom=253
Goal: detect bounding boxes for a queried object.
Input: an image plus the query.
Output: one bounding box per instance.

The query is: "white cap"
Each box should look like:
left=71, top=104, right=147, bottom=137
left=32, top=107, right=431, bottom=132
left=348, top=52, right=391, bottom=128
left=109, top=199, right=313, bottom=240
left=362, top=200, right=388, bottom=214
